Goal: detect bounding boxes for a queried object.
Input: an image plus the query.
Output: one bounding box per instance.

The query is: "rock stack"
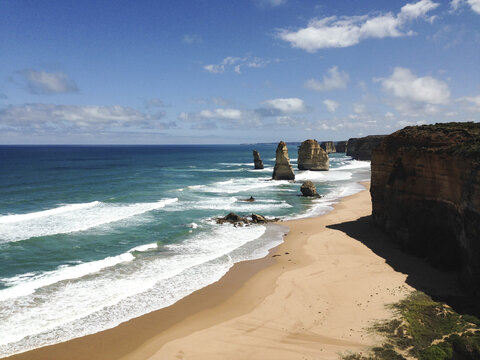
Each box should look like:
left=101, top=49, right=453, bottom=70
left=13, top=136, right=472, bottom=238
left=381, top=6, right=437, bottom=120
left=298, top=139, right=329, bottom=171
left=253, top=150, right=264, bottom=169
left=300, top=181, right=320, bottom=197
left=272, top=141, right=295, bottom=180
left=335, top=141, right=348, bottom=153
left=320, top=141, right=336, bottom=154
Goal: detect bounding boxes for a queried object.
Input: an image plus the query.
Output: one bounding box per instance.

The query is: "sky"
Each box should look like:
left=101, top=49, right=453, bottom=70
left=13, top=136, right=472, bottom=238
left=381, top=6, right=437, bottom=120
left=0, top=0, right=479, bottom=144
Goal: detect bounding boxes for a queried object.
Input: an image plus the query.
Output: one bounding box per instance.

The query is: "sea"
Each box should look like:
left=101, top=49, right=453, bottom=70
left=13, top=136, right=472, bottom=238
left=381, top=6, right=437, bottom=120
left=0, top=144, right=370, bottom=357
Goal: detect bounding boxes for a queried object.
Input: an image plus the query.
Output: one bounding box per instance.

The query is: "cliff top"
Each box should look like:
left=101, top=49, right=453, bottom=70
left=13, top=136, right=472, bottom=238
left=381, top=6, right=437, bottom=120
left=382, top=122, right=480, bottom=162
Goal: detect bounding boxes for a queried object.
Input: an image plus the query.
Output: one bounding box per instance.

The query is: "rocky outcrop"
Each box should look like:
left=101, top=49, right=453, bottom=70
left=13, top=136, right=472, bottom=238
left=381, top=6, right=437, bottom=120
left=297, top=139, right=329, bottom=171
left=347, top=135, right=387, bottom=160
left=253, top=150, right=264, bottom=170
left=320, top=141, right=336, bottom=154
left=335, top=141, right=348, bottom=153
left=370, top=122, right=480, bottom=294
left=300, top=181, right=320, bottom=197
left=216, top=212, right=279, bottom=226
left=273, top=141, right=295, bottom=180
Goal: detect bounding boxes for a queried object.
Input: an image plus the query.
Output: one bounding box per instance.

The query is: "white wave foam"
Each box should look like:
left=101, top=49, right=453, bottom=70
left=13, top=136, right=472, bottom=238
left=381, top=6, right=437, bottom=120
left=331, top=160, right=370, bottom=171
left=188, top=178, right=289, bottom=194
left=0, top=198, right=178, bottom=243
left=295, top=170, right=352, bottom=182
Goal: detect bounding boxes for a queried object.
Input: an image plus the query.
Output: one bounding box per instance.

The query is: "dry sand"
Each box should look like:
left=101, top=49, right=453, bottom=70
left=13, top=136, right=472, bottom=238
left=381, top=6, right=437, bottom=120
left=5, top=183, right=419, bottom=360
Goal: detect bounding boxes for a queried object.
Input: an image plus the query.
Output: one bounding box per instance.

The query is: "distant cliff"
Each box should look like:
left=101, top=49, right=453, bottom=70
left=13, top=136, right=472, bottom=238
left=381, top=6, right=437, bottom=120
left=335, top=141, right=348, bottom=153
left=347, top=135, right=386, bottom=160
left=320, top=141, right=336, bottom=154
left=370, top=122, right=480, bottom=294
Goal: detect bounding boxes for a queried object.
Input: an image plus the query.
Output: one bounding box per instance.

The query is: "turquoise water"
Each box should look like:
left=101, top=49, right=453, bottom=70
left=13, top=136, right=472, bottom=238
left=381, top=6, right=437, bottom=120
left=0, top=145, right=370, bottom=356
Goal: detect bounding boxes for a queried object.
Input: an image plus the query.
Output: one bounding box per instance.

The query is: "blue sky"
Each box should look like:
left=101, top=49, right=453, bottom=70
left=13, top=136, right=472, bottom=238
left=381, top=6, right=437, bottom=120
left=0, top=0, right=479, bottom=144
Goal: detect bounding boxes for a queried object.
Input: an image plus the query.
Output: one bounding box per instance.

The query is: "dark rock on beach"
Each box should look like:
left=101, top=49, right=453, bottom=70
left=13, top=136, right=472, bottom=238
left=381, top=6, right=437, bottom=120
left=297, top=139, right=329, bottom=171
left=273, top=141, right=295, bottom=180
left=253, top=150, right=264, bottom=170
left=300, top=180, right=321, bottom=197
left=370, top=122, right=480, bottom=295
left=215, top=212, right=279, bottom=226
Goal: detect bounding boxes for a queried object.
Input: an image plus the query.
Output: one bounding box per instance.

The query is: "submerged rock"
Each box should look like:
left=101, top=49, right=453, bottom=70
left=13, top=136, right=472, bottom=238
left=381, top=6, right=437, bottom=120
left=273, top=141, right=295, bottom=180
left=215, top=212, right=278, bottom=226
left=240, top=196, right=255, bottom=202
left=297, top=139, right=329, bottom=171
left=253, top=150, right=264, bottom=170
left=300, top=181, right=320, bottom=197
left=320, top=141, right=336, bottom=154
left=370, top=122, right=480, bottom=294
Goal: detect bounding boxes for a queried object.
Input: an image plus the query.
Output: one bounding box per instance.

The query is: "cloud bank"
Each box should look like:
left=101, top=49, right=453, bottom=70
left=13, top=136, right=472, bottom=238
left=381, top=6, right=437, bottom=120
left=20, top=70, right=79, bottom=94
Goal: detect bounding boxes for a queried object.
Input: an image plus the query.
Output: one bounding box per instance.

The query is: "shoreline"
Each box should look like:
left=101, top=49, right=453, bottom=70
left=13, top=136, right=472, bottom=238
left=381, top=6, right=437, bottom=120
left=4, top=182, right=415, bottom=360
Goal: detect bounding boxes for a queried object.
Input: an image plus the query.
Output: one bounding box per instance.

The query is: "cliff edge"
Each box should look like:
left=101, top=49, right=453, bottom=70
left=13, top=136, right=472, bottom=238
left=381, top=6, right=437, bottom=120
left=370, top=122, right=480, bottom=294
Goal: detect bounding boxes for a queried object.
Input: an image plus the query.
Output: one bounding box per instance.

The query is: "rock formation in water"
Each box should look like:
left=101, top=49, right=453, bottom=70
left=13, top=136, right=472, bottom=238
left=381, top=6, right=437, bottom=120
left=335, top=141, right=348, bottom=153
left=215, top=212, right=278, bottom=225
left=253, top=150, right=264, bottom=170
left=320, top=141, right=336, bottom=154
left=272, top=141, right=295, bottom=180
left=300, top=181, right=320, bottom=197
left=297, top=139, right=329, bottom=171
left=347, top=135, right=387, bottom=160
left=370, top=122, right=480, bottom=294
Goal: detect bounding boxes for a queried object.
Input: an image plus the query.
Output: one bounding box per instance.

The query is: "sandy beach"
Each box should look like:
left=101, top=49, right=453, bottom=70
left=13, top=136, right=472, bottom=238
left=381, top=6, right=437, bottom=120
left=5, top=183, right=423, bottom=360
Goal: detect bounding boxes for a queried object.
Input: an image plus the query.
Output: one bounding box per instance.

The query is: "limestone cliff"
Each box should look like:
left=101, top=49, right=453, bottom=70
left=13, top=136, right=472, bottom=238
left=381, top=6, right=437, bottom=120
left=347, top=135, right=386, bottom=160
left=320, top=141, right=336, bottom=154
left=272, top=141, right=295, bottom=180
left=298, top=139, right=329, bottom=171
left=370, top=122, right=480, bottom=294
left=252, top=150, right=264, bottom=170
left=335, top=141, right=348, bottom=153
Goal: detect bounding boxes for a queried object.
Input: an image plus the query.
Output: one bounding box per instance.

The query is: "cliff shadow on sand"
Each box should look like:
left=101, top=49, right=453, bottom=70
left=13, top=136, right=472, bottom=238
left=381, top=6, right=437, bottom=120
left=326, top=215, right=480, bottom=318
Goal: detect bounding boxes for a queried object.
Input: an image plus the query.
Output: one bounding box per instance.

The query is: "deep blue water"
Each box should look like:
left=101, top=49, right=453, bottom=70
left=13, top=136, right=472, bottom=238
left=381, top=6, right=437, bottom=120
left=0, top=145, right=370, bottom=356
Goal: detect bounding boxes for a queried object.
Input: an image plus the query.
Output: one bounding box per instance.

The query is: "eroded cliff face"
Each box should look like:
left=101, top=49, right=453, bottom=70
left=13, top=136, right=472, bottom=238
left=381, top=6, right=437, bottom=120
left=371, top=123, right=480, bottom=294
left=298, top=139, right=329, bottom=171
left=347, top=135, right=386, bottom=160
left=320, top=141, right=336, bottom=154
left=273, top=141, right=295, bottom=180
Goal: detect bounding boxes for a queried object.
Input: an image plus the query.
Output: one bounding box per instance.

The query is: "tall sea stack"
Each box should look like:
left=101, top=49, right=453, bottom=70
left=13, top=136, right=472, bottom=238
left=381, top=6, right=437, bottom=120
left=272, top=141, right=295, bottom=180
left=298, top=139, right=329, bottom=171
left=370, top=122, right=480, bottom=294
left=320, top=141, right=336, bottom=154
left=252, top=150, right=264, bottom=170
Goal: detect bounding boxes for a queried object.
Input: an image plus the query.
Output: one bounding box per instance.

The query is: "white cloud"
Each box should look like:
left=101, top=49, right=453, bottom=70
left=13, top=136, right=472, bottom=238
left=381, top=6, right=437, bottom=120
left=0, top=104, right=174, bottom=134
left=278, top=0, right=439, bottom=52
left=254, top=0, right=287, bottom=7
left=379, top=67, right=450, bottom=107
left=353, top=103, right=367, bottom=114
left=179, top=108, right=262, bottom=129
left=323, top=99, right=340, bottom=113
left=261, top=97, right=308, bottom=114
left=457, top=95, right=480, bottom=111
left=305, top=66, right=349, bottom=91
left=451, top=0, right=480, bottom=13
left=204, top=56, right=269, bottom=74
left=182, top=34, right=202, bottom=44
left=20, top=70, right=78, bottom=94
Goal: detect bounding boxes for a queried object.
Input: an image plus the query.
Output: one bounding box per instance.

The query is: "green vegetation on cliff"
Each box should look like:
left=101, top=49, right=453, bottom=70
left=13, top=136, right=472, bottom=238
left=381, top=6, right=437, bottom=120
left=344, top=291, right=480, bottom=360
left=382, top=122, right=480, bottom=164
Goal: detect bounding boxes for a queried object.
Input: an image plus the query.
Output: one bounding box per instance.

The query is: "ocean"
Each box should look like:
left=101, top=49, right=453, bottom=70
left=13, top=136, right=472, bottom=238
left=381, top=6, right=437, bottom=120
left=0, top=144, right=370, bottom=357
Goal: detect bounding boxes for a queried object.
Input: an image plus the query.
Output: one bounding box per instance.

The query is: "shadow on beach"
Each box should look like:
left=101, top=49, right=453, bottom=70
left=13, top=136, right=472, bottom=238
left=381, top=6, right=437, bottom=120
left=327, top=215, right=480, bottom=318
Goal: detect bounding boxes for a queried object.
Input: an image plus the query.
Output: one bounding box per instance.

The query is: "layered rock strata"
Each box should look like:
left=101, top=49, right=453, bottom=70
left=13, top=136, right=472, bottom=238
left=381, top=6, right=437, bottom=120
left=272, top=141, right=295, bottom=180
left=297, top=139, right=329, bottom=171
left=347, top=135, right=386, bottom=160
left=320, top=141, right=336, bottom=154
left=335, top=141, right=348, bottom=153
left=253, top=150, right=264, bottom=170
left=370, top=122, right=480, bottom=294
